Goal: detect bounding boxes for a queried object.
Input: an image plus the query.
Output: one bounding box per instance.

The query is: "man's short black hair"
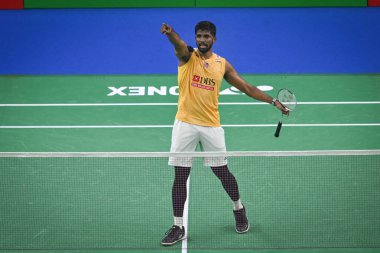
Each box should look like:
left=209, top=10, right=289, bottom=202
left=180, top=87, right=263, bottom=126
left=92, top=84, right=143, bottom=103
left=195, top=21, right=216, bottom=37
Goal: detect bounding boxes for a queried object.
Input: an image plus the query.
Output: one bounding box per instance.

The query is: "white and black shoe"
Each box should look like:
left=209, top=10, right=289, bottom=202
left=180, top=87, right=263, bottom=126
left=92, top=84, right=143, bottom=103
left=233, top=206, right=249, bottom=233
left=161, top=225, right=186, bottom=246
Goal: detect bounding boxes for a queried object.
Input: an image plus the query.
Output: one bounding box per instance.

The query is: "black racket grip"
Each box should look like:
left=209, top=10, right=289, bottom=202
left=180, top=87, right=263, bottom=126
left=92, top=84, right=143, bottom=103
left=274, top=121, right=282, bottom=138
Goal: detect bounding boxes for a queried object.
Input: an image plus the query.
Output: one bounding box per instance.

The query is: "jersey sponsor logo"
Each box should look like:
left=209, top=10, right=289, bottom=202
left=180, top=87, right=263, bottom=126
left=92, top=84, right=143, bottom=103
left=192, top=75, right=216, bottom=86
left=191, top=82, right=215, bottom=91
left=192, top=75, right=200, bottom=82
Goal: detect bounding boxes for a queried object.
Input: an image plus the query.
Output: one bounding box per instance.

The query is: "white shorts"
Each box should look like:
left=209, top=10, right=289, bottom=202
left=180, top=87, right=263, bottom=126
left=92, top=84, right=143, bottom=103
left=168, top=119, right=228, bottom=167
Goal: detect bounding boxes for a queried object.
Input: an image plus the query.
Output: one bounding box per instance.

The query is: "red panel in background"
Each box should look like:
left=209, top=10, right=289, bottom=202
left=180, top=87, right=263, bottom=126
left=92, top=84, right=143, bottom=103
left=0, top=0, right=24, bottom=9
left=368, top=0, right=380, bottom=6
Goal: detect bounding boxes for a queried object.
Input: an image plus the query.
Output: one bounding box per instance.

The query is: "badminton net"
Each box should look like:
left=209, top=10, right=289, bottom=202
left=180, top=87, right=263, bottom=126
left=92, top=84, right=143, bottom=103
left=0, top=150, right=379, bottom=250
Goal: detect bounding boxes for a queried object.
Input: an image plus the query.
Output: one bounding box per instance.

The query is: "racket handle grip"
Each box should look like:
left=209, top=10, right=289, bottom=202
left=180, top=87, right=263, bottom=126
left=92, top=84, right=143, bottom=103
left=274, top=121, right=282, bottom=138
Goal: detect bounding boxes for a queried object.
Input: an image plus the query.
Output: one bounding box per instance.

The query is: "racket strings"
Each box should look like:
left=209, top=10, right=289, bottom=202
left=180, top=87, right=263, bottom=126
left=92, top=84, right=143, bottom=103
left=278, top=90, right=297, bottom=111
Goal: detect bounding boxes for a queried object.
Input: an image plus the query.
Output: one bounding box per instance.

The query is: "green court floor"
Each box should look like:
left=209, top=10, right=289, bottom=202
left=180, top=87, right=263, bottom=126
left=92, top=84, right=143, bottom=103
left=0, top=74, right=379, bottom=253
left=0, top=74, right=379, bottom=152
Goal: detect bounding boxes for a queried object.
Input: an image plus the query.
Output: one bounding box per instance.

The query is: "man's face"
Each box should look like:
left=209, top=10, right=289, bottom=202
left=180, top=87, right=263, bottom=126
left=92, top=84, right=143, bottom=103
left=195, top=30, right=215, bottom=54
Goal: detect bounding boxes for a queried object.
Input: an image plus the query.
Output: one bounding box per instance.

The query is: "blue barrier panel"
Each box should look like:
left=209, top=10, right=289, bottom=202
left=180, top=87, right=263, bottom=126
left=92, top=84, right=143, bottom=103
left=0, top=8, right=379, bottom=74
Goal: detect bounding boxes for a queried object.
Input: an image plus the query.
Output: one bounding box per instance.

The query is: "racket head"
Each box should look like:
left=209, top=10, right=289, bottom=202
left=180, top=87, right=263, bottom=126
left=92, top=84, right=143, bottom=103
left=277, top=88, right=297, bottom=111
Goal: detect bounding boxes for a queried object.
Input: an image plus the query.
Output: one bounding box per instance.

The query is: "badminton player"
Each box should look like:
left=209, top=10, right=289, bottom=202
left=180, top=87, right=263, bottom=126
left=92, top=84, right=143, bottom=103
left=160, top=21, right=288, bottom=246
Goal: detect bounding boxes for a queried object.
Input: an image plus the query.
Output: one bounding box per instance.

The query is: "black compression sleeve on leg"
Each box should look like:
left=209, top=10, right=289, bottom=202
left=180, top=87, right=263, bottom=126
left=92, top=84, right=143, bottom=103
left=211, top=165, right=240, bottom=201
left=172, top=166, right=191, bottom=217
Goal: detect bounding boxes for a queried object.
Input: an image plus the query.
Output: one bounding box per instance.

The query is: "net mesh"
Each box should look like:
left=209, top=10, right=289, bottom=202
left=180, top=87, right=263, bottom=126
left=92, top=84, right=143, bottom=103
left=0, top=151, right=379, bottom=250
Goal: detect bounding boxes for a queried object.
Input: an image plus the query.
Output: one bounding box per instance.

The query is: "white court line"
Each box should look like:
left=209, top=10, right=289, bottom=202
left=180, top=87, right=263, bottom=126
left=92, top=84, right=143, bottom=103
left=0, top=101, right=380, bottom=107
left=1, top=123, right=380, bottom=129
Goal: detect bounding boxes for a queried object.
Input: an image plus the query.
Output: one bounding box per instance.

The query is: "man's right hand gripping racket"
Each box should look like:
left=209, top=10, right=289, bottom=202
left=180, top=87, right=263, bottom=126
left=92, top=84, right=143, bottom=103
left=274, top=89, right=297, bottom=138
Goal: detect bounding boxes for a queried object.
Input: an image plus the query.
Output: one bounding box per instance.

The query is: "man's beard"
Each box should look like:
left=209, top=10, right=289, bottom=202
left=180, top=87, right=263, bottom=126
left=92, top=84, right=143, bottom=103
left=197, top=43, right=212, bottom=54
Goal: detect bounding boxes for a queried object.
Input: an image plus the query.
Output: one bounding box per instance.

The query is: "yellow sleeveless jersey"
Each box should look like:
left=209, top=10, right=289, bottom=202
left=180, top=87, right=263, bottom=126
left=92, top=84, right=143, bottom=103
left=176, top=49, right=226, bottom=127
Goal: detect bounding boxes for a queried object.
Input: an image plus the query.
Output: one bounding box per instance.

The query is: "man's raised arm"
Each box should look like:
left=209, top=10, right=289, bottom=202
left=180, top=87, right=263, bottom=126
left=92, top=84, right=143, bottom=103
left=161, top=23, right=191, bottom=65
